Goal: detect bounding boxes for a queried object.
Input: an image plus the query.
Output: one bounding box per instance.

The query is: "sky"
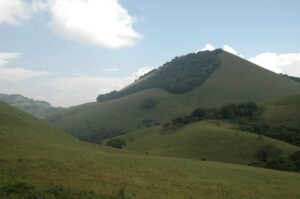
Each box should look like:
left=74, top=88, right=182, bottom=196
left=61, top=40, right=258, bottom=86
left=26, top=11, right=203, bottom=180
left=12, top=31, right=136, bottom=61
left=0, top=0, right=300, bottom=107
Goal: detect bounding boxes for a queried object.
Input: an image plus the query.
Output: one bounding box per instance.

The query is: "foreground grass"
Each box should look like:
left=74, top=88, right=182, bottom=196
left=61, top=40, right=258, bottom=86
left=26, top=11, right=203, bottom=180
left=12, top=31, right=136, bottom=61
left=1, top=102, right=300, bottom=199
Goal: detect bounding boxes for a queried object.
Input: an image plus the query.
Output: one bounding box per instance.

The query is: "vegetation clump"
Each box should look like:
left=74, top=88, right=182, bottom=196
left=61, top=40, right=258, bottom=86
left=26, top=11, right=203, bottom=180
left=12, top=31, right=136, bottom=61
left=239, top=124, right=300, bottom=147
left=163, top=102, right=259, bottom=132
left=253, top=146, right=300, bottom=172
left=77, top=126, right=127, bottom=144
left=140, top=99, right=158, bottom=110
left=106, top=138, right=127, bottom=149
left=0, top=181, right=131, bottom=199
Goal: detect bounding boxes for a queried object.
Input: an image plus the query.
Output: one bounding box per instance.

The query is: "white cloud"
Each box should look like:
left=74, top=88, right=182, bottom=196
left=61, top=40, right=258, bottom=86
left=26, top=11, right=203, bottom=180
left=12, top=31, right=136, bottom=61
left=0, top=52, right=51, bottom=82
left=48, top=0, right=142, bottom=48
left=249, top=52, right=300, bottom=76
left=0, top=0, right=48, bottom=25
left=0, top=0, right=142, bottom=48
left=223, top=45, right=238, bottom=55
left=0, top=66, right=153, bottom=107
left=43, top=66, right=153, bottom=106
left=0, top=52, right=152, bottom=107
left=99, top=66, right=120, bottom=72
left=222, top=44, right=244, bottom=58
left=197, top=43, right=300, bottom=76
left=0, top=66, right=51, bottom=82
left=198, top=43, right=243, bottom=57
left=132, top=66, right=153, bottom=79
left=0, top=0, right=29, bottom=25
left=46, top=75, right=132, bottom=106
left=197, top=43, right=216, bottom=52
left=0, top=0, right=30, bottom=25
left=0, top=52, right=20, bottom=65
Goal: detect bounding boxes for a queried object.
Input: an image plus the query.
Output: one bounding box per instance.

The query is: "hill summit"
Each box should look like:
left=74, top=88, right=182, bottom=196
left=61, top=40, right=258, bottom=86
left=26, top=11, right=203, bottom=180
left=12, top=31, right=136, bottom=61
left=97, top=49, right=300, bottom=103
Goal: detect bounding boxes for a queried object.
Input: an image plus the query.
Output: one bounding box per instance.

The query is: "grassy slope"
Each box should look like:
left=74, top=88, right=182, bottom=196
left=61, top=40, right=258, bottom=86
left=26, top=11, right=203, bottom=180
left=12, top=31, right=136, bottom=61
left=46, top=89, right=190, bottom=137
left=116, top=121, right=298, bottom=165
left=2, top=103, right=300, bottom=198
left=47, top=51, right=300, bottom=138
left=262, top=94, right=300, bottom=129
left=181, top=51, right=300, bottom=107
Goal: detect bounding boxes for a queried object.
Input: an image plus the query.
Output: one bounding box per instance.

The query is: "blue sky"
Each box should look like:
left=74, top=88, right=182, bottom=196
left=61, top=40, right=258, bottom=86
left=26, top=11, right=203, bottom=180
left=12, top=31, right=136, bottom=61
left=0, top=0, right=300, bottom=107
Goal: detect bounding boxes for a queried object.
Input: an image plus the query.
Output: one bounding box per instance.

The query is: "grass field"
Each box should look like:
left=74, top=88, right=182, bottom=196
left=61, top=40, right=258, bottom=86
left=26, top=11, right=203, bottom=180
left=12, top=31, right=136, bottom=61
left=1, top=102, right=300, bottom=198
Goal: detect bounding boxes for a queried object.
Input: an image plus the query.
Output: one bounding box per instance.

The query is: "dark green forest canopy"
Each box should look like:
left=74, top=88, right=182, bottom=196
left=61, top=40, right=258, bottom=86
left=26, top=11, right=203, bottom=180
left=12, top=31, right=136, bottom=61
left=97, top=49, right=223, bottom=102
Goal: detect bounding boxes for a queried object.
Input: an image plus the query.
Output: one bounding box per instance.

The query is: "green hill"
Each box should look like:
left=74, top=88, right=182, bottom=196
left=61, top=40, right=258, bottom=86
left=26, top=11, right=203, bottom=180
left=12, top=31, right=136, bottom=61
left=0, top=93, right=63, bottom=118
left=47, top=50, right=300, bottom=141
left=112, top=121, right=298, bottom=165
left=2, top=102, right=300, bottom=198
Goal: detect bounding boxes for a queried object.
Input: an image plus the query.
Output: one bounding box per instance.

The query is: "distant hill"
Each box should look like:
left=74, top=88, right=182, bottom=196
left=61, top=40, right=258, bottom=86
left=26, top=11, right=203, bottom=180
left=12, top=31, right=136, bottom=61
left=47, top=50, right=300, bottom=141
left=0, top=93, right=63, bottom=118
left=1, top=102, right=300, bottom=198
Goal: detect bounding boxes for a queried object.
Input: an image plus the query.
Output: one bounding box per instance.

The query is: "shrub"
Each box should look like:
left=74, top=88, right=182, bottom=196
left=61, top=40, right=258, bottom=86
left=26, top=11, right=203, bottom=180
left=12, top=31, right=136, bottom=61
left=191, top=108, right=207, bottom=119
left=255, top=145, right=282, bottom=162
left=216, top=102, right=259, bottom=120
left=290, top=150, right=300, bottom=171
left=265, top=157, right=297, bottom=171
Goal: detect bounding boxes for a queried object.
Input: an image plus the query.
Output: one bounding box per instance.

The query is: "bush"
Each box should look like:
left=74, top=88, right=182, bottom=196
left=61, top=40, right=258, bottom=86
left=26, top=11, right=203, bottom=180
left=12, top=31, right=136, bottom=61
left=216, top=102, right=259, bottom=120
left=255, top=145, right=282, bottom=162
left=290, top=150, right=300, bottom=171
left=106, top=138, right=127, bottom=149
left=265, top=157, right=297, bottom=171
left=191, top=108, right=207, bottom=119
